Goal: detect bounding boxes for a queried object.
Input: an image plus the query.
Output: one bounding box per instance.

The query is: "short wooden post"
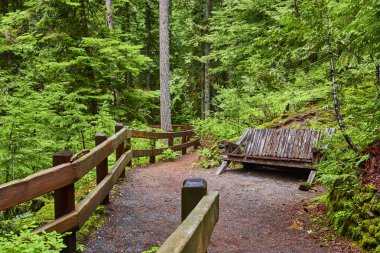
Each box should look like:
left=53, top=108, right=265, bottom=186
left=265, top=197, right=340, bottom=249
left=95, top=133, right=109, bottom=204
left=181, top=178, right=207, bottom=221
left=53, top=151, right=76, bottom=253
left=150, top=130, right=156, bottom=164
left=115, top=123, right=125, bottom=178
left=182, top=134, right=187, bottom=155
left=168, top=136, right=174, bottom=147
left=125, top=126, right=132, bottom=168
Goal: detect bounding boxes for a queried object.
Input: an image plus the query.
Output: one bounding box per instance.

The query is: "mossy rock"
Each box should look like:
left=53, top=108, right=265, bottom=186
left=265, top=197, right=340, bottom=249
left=299, top=182, right=312, bottom=191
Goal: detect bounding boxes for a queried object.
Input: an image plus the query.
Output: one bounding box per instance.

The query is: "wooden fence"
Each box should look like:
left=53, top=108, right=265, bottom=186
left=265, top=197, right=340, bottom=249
left=0, top=123, right=199, bottom=252
left=158, top=179, right=219, bottom=253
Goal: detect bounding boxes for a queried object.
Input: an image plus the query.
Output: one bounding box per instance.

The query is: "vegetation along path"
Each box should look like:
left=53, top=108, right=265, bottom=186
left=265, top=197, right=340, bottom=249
left=83, top=153, right=359, bottom=253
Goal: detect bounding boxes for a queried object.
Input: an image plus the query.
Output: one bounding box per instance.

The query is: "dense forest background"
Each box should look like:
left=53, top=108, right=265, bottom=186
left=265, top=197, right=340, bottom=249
left=0, top=0, right=380, bottom=251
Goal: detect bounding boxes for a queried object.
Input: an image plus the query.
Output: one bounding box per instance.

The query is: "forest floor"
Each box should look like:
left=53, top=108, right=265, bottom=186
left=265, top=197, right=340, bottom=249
left=83, top=152, right=362, bottom=253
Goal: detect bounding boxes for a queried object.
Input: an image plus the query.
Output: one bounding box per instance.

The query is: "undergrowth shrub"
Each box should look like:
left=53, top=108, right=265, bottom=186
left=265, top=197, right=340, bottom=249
left=0, top=225, right=65, bottom=253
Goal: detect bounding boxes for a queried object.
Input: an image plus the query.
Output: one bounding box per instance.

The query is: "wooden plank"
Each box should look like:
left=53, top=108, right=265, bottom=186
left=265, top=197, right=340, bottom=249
left=249, top=129, right=264, bottom=155
left=157, top=191, right=219, bottom=253
left=307, top=170, right=317, bottom=184
left=273, top=129, right=286, bottom=157
left=267, top=130, right=280, bottom=157
left=221, top=155, right=311, bottom=169
left=0, top=163, right=76, bottom=211
left=77, top=150, right=132, bottom=227
left=257, top=130, right=269, bottom=157
left=304, top=130, right=314, bottom=158
left=261, top=129, right=274, bottom=157
left=132, top=140, right=199, bottom=158
left=132, top=130, right=194, bottom=139
left=34, top=211, right=79, bottom=234
left=216, top=161, right=231, bottom=175
left=226, top=154, right=312, bottom=163
left=75, top=127, right=131, bottom=178
left=277, top=129, right=290, bottom=158
left=244, top=129, right=254, bottom=155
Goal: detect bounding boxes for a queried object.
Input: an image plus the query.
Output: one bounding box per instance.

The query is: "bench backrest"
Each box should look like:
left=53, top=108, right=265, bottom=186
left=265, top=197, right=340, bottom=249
left=240, top=128, right=334, bottom=161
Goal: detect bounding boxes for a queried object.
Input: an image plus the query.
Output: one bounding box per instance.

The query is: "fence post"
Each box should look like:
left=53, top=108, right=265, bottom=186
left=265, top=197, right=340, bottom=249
left=182, top=134, right=187, bottom=155
left=181, top=178, right=207, bottom=221
left=115, top=123, right=125, bottom=178
left=150, top=130, right=156, bottom=164
left=168, top=136, right=173, bottom=147
left=53, top=151, right=76, bottom=253
left=125, top=126, right=132, bottom=168
left=95, top=133, right=109, bottom=204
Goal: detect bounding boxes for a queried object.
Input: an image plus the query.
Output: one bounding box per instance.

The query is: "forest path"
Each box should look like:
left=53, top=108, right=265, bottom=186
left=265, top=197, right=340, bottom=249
left=83, top=152, right=352, bottom=253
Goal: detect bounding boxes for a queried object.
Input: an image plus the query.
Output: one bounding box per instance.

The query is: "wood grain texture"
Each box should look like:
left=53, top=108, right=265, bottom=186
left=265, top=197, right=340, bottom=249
left=0, top=163, right=76, bottom=211
left=223, top=128, right=334, bottom=170
left=132, top=129, right=194, bottom=139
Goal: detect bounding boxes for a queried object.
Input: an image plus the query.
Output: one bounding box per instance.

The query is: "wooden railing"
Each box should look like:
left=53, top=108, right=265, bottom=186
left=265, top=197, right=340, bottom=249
left=158, top=179, right=219, bottom=253
left=0, top=123, right=199, bottom=252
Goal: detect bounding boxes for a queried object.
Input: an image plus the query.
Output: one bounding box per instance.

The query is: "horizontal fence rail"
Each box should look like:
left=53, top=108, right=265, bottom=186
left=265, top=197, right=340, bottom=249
left=0, top=123, right=199, bottom=252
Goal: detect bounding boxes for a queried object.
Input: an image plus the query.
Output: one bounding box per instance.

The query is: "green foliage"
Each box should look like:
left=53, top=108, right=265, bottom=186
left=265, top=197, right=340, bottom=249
left=142, top=246, right=160, bottom=253
left=325, top=175, right=380, bottom=252
left=0, top=226, right=65, bottom=253
left=160, top=149, right=179, bottom=161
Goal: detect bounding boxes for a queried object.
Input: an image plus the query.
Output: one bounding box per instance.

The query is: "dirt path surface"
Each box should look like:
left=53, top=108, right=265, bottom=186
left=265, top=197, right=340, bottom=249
left=83, top=153, right=355, bottom=253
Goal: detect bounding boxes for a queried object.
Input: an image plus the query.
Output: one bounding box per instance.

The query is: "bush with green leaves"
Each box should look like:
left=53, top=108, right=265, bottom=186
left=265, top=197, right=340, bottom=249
left=0, top=226, right=65, bottom=253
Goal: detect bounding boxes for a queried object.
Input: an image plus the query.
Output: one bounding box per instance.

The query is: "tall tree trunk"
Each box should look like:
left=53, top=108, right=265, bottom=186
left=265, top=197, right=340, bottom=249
left=146, top=0, right=153, bottom=89
left=327, top=18, right=358, bottom=152
left=204, top=0, right=211, bottom=118
left=376, top=64, right=380, bottom=96
left=159, top=0, right=172, bottom=131
left=105, top=0, right=113, bottom=29
left=1, top=0, right=8, bottom=14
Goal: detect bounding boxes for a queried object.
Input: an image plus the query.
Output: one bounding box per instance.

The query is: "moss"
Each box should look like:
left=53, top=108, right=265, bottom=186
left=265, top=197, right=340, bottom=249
left=360, top=233, right=378, bottom=250
left=23, top=202, right=55, bottom=227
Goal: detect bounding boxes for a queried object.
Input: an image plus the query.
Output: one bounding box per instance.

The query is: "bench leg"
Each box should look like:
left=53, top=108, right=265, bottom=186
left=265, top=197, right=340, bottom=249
left=216, top=161, right=230, bottom=175
left=307, top=170, right=317, bottom=184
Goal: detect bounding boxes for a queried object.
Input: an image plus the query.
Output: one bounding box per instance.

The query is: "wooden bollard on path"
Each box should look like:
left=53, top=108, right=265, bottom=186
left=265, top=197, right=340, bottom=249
left=95, top=133, right=109, bottom=204
left=115, top=123, right=125, bottom=178
left=53, top=151, right=76, bottom=253
left=181, top=178, right=207, bottom=221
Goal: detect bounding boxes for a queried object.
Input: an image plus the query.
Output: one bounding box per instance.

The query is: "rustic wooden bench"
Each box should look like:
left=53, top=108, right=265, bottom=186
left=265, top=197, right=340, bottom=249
left=217, top=128, right=334, bottom=184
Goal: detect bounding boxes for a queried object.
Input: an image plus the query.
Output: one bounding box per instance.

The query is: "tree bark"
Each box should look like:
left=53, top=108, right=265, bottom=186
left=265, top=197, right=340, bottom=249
left=376, top=64, right=380, bottom=95
left=105, top=0, right=113, bottom=29
left=146, top=0, right=153, bottom=89
left=204, top=0, right=212, bottom=118
left=329, top=40, right=358, bottom=152
left=159, top=0, right=172, bottom=131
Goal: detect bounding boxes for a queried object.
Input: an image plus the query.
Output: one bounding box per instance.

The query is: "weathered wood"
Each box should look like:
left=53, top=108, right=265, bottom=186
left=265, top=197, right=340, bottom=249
left=182, top=135, right=187, bottom=155
left=221, top=155, right=311, bottom=169
left=0, top=163, right=76, bottom=211
left=115, top=123, right=125, bottom=178
left=53, top=151, right=76, bottom=253
left=34, top=211, right=79, bottom=234
left=216, top=161, right=231, bottom=175
left=132, top=129, right=194, bottom=139
left=133, top=140, right=198, bottom=158
left=75, top=127, right=131, bottom=178
left=182, top=179, right=207, bottom=221
left=150, top=130, right=156, bottom=164
left=95, top=133, right=109, bottom=205
left=125, top=126, right=132, bottom=168
left=157, top=191, right=219, bottom=253
left=77, top=150, right=132, bottom=227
